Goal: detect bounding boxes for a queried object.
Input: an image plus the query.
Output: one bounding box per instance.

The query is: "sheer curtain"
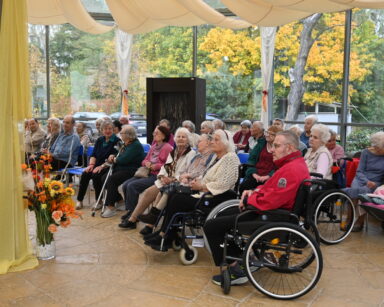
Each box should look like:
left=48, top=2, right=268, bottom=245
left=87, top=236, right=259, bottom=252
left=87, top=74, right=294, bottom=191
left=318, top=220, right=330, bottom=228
left=260, top=26, right=277, bottom=127
left=0, top=0, right=39, bottom=274
left=115, top=29, right=133, bottom=115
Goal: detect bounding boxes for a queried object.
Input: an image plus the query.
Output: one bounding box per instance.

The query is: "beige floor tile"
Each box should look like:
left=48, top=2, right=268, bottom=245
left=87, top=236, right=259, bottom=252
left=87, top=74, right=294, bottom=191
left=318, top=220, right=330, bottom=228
left=188, top=292, right=238, bottom=306
left=7, top=294, right=63, bottom=307
left=87, top=288, right=190, bottom=307
left=2, top=201, right=384, bottom=306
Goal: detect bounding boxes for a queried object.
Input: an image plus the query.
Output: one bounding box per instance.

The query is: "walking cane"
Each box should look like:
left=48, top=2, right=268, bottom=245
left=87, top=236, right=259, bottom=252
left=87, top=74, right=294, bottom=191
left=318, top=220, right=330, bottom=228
left=91, top=141, right=124, bottom=217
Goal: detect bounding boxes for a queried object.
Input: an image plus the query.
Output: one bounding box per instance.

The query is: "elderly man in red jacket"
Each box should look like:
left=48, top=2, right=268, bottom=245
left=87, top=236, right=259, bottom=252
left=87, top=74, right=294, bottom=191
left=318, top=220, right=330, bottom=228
left=204, top=130, right=310, bottom=287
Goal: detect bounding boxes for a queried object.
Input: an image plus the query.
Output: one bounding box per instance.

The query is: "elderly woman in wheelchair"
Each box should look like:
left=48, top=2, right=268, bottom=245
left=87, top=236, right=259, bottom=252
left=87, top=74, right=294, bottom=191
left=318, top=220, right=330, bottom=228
left=203, top=130, right=324, bottom=299
left=144, top=129, right=240, bottom=252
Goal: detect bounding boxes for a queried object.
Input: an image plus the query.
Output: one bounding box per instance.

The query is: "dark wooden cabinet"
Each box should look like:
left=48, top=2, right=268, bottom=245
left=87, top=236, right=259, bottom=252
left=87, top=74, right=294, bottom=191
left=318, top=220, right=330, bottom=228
left=146, top=77, right=206, bottom=143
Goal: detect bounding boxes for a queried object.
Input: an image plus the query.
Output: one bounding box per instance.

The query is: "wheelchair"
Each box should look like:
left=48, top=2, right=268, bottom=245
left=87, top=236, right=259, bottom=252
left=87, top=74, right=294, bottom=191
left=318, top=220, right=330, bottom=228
left=309, top=173, right=355, bottom=244
left=154, top=191, right=237, bottom=265
left=237, top=164, right=355, bottom=245
left=206, top=180, right=323, bottom=300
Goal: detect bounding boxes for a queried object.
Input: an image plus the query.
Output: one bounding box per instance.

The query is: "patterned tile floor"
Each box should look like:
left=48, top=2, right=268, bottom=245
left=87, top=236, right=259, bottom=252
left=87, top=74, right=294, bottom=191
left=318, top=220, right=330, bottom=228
left=1, top=196, right=384, bottom=306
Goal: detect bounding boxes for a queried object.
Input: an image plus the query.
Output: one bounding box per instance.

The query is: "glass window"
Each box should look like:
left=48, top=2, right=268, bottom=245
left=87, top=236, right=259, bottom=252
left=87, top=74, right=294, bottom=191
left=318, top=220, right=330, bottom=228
left=197, top=24, right=259, bottom=125
left=346, top=126, right=383, bottom=154
left=48, top=24, right=119, bottom=118
left=29, top=25, right=48, bottom=118
left=349, top=9, right=384, bottom=124
left=81, top=0, right=110, bottom=14
left=273, top=13, right=346, bottom=132
left=203, top=0, right=227, bottom=9
left=127, top=26, right=193, bottom=115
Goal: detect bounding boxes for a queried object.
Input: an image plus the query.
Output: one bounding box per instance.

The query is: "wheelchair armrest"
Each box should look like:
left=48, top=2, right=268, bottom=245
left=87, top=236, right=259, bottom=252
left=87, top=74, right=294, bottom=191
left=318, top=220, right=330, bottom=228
left=194, top=192, right=212, bottom=209
left=310, top=172, right=323, bottom=179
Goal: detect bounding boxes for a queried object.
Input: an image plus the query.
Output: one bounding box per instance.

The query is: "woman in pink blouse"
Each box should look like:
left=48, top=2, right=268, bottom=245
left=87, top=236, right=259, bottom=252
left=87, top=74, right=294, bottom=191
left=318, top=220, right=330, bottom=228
left=119, top=126, right=173, bottom=221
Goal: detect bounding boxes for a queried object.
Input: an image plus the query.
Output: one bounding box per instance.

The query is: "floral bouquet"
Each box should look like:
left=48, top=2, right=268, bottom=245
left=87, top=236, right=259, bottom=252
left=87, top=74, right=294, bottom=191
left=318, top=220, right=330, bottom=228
left=22, top=154, right=81, bottom=258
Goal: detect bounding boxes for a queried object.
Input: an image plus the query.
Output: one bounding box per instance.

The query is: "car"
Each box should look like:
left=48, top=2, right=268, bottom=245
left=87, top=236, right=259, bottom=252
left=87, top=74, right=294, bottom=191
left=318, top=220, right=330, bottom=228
left=206, top=113, right=220, bottom=120
left=73, top=112, right=107, bottom=120
left=109, top=112, right=147, bottom=136
left=130, top=119, right=147, bottom=137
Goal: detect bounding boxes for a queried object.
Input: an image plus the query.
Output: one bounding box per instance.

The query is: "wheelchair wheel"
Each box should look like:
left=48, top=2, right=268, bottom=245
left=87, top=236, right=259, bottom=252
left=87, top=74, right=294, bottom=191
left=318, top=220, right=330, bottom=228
left=243, top=222, right=323, bottom=300
left=205, top=199, right=240, bottom=221
left=314, top=190, right=355, bottom=245
left=204, top=199, right=240, bottom=254
left=172, top=237, right=182, bottom=251
left=179, top=245, right=198, bottom=265
left=221, top=269, right=231, bottom=294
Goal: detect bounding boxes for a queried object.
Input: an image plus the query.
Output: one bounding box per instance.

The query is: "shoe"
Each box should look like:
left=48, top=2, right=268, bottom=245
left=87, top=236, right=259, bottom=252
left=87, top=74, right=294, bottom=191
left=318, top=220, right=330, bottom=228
left=211, top=265, right=248, bottom=286
left=145, top=235, right=171, bottom=252
left=101, top=207, right=117, bottom=218
left=138, top=207, right=161, bottom=224
left=115, top=202, right=126, bottom=211
left=139, top=225, right=154, bottom=236
left=352, top=224, right=363, bottom=232
left=75, top=201, right=83, bottom=210
left=93, top=202, right=103, bottom=211
left=121, top=211, right=131, bottom=220
left=118, top=219, right=137, bottom=229
left=143, top=230, right=161, bottom=241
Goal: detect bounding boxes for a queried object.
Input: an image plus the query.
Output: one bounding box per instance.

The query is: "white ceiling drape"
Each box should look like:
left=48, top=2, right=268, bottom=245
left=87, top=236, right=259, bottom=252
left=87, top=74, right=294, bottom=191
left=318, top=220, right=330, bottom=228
left=27, top=0, right=384, bottom=35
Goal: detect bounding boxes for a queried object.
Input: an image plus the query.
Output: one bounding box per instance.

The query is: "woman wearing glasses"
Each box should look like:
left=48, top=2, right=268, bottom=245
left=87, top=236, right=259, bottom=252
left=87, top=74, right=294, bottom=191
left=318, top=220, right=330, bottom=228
left=239, top=125, right=283, bottom=193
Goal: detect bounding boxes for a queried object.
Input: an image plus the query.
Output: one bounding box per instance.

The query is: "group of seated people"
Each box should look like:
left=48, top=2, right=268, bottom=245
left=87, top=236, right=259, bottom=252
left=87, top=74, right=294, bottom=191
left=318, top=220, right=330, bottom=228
left=24, top=113, right=384, bottom=287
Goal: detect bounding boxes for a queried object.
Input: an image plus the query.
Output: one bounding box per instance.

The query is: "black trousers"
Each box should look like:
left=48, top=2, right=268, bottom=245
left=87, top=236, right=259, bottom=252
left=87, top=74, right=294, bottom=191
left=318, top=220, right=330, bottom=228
left=77, top=168, right=109, bottom=202
left=102, top=169, right=137, bottom=206
left=204, top=212, right=259, bottom=266
left=160, top=190, right=236, bottom=233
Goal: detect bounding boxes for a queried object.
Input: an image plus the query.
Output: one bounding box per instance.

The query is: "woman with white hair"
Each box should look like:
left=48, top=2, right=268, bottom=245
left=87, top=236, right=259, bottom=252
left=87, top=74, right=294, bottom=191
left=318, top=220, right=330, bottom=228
left=76, top=120, right=120, bottom=209
left=343, top=131, right=384, bottom=231
left=145, top=129, right=239, bottom=252
left=118, top=127, right=196, bottom=227
left=304, top=124, right=333, bottom=179
left=96, top=125, right=145, bottom=214
left=233, top=120, right=252, bottom=152
left=182, top=120, right=200, bottom=148
left=41, top=117, right=61, bottom=153
left=200, top=120, right=214, bottom=135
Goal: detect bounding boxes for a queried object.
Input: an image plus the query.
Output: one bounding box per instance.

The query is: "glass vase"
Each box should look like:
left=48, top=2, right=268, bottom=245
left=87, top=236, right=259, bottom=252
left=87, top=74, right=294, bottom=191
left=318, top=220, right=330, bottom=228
left=36, top=239, right=56, bottom=260
left=34, top=209, right=56, bottom=260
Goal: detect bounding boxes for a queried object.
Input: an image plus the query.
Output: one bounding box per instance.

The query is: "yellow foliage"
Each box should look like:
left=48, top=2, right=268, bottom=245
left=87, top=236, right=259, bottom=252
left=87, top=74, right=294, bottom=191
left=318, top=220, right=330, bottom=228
left=199, top=12, right=374, bottom=106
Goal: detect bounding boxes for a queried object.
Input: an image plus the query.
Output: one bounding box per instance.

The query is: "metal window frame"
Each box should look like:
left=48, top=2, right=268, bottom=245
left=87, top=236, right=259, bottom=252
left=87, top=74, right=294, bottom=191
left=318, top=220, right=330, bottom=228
left=36, top=9, right=382, bottom=144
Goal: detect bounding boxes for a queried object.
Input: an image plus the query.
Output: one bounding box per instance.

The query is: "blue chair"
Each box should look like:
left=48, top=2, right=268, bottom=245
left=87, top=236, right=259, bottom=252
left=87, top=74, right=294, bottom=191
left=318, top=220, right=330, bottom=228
left=66, top=145, right=94, bottom=186
left=142, top=143, right=150, bottom=153
left=237, top=152, right=249, bottom=164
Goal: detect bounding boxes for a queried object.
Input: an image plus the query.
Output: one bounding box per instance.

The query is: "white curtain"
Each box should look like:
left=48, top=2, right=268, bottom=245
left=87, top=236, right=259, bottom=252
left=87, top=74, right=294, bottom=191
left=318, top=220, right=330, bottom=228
left=115, top=29, right=134, bottom=115
left=260, top=26, right=277, bottom=127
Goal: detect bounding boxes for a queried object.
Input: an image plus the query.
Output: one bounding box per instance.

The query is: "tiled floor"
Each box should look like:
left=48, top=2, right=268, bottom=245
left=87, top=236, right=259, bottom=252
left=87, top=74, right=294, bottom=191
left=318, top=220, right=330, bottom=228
left=1, top=198, right=384, bottom=306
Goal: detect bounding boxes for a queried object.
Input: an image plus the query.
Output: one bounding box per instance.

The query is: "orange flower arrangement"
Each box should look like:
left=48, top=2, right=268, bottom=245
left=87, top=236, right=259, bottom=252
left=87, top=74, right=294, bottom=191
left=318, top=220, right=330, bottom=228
left=23, top=154, right=82, bottom=246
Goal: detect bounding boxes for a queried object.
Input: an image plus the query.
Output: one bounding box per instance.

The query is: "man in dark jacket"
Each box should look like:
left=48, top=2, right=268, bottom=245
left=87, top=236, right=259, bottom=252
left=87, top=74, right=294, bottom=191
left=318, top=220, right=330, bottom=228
left=204, top=130, right=310, bottom=286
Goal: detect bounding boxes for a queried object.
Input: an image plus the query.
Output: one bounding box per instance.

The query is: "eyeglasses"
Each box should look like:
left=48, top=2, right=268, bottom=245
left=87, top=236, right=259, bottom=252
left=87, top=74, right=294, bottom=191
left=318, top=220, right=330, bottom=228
left=264, top=131, right=276, bottom=137
left=272, top=143, right=288, bottom=149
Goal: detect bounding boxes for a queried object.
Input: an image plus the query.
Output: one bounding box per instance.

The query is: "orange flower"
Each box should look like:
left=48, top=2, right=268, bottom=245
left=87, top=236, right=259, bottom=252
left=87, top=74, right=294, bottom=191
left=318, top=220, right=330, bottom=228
left=60, top=219, right=71, bottom=228
left=52, top=210, right=63, bottom=222
left=38, top=193, right=47, bottom=203
left=21, top=163, right=28, bottom=170
left=48, top=224, right=57, bottom=233
left=36, top=181, right=44, bottom=189
left=51, top=200, right=57, bottom=210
